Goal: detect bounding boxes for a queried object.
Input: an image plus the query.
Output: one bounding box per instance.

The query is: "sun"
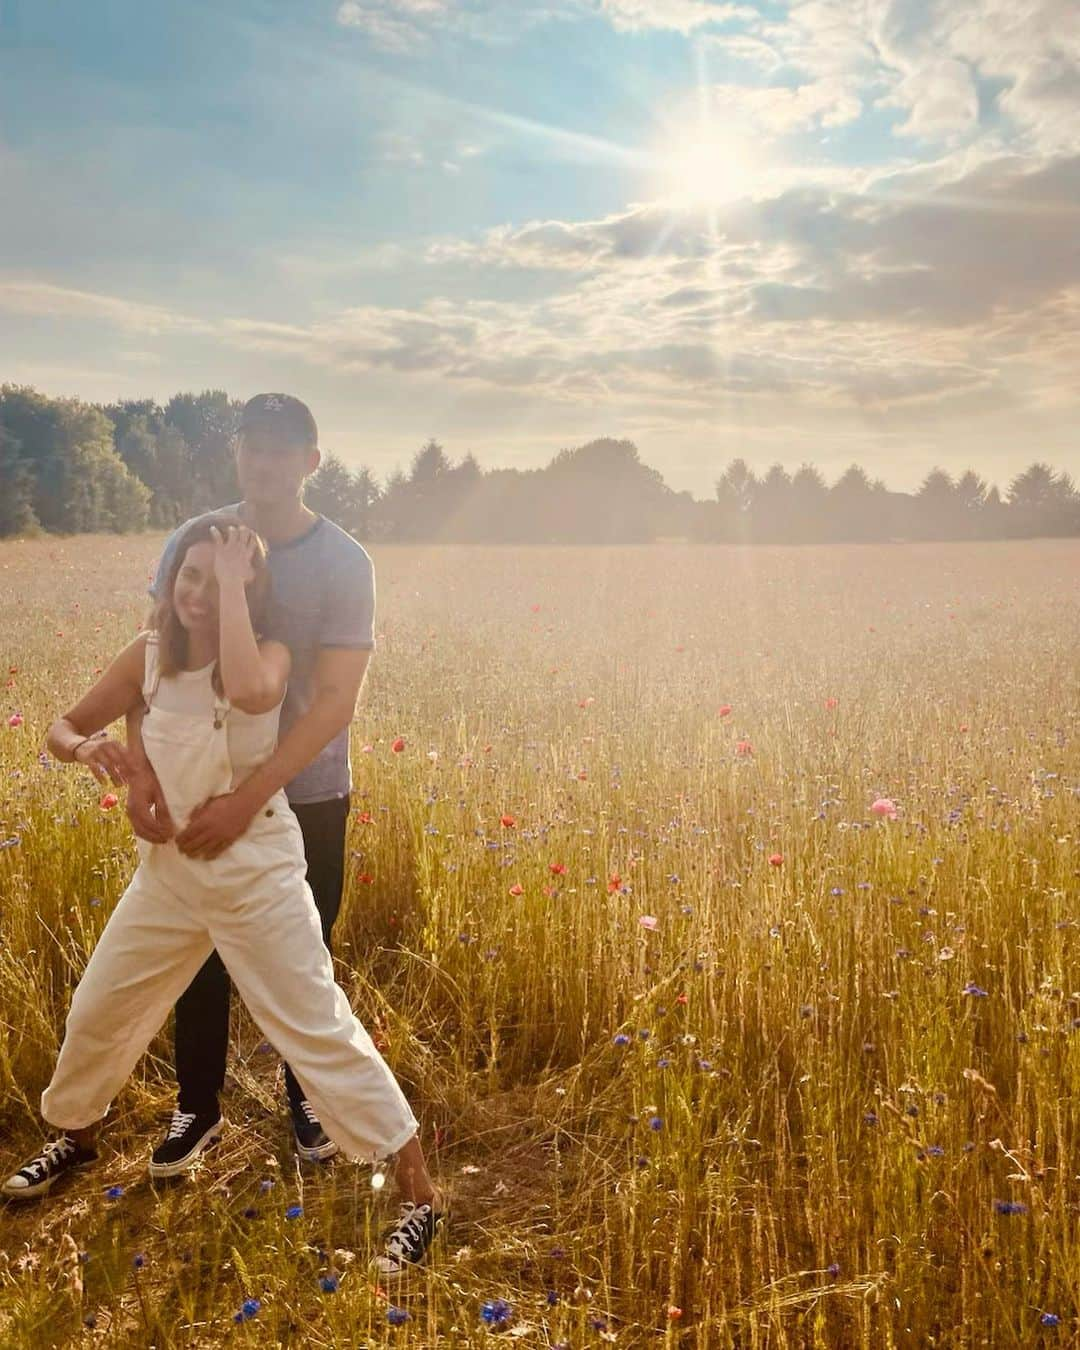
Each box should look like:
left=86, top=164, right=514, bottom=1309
left=656, top=118, right=762, bottom=207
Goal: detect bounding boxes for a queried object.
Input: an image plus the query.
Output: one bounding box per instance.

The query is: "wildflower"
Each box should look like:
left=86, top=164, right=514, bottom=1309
left=99, top=792, right=119, bottom=810
left=863, top=1111, right=878, bottom=1126
left=356, top=811, right=373, bottom=824
left=735, top=739, right=753, bottom=757
left=259, top=1178, right=274, bottom=1193
left=480, top=1298, right=513, bottom=1327
left=1041, top=1313, right=1060, bottom=1327
left=105, top=1185, right=123, bottom=1200
left=546, top=1290, right=559, bottom=1306
left=7, top=713, right=22, bottom=728
left=768, top=852, right=783, bottom=866
left=388, top=1306, right=410, bottom=1326
left=132, top=1253, right=147, bottom=1269
left=607, top=873, right=622, bottom=893
left=824, top=697, right=838, bottom=710
left=717, top=704, right=732, bottom=717
left=993, top=1200, right=1027, bottom=1215
left=675, top=993, right=688, bottom=1006
left=319, top=1274, right=339, bottom=1293
left=648, top=1115, right=663, bottom=1131
left=391, top=737, right=406, bottom=753
left=926, top=1145, right=945, bottom=1157
left=830, top=886, right=844, bottom=896
left=508, top=883, right=524, bottom=897
left=285, top=1204, right=303, bottom=1219
left=826, top=1262, right=840, bottom=1277
left=500, top=813, right=516, bottom=828
left=549, top=861, right=567, bottom=875
left=962, top=982, right=989, bottom=997
left=639, top=914, right=658, bottom=931
left=657, top=1057, right=671, bottom=1068
left=870, top=798, right=898, bottom=819
left=612, top=1033, right=630, bottom=1047
left=668, top=1306, right=684, bottom=1319
left=357, top=871, right=374, bottom=885
left=638, top=1029, right=651, bottom=1041
left=234, top=1298, right=261, bottom=1322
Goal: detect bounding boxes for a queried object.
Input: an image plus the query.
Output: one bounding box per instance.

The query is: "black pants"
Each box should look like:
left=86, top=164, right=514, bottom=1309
left=174, top=794, right=350, bottom=1118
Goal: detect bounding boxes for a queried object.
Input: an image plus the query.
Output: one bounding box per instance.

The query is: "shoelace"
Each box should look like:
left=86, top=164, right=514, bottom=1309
left=24, top=1136, right=76, bottom=1180
left=166, top=1110, right=197, bottom=1142
left=298, top=1100, right=319, bottom=1125
left=385, top=1203, right=432, bottom=1258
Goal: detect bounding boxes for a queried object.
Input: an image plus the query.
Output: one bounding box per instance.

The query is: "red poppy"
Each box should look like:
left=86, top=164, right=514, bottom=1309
left=100, top=792, right=119, bottom=810
left=735, top=739, right=753, bottom=757
left=824, top=697, right=838, bottom=710
left=357, top=871, right=375, bottom=884
left=500, top=813, right=516, bottom=828
left=549, top=862, right=566, bottom=875
left=607, top=873, right=622, bottom=893
left=768, top=852, right=783, bottom=866
left=356, top=811, right=373, bottom=824
left=675, top=993, right=688, bottom=1006
left=509, top=883, right=524, bottom=896
left=391, top=737, right=406, bottom=753
left=717, top=704, right=732, bottom=717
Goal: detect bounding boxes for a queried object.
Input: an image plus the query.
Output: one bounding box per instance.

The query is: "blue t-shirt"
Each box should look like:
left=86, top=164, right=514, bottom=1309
left=150, top=506, right=375, bottom=804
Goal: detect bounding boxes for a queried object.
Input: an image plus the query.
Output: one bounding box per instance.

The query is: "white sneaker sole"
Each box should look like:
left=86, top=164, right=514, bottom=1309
left=148, top=1118, right=226, bottom=1179
left=295, top=1134, right=340, bottom=1163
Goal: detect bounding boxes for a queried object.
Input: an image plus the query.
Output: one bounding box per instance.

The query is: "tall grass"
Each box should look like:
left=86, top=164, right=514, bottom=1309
left=1, top=535, right=1077, bottom=1347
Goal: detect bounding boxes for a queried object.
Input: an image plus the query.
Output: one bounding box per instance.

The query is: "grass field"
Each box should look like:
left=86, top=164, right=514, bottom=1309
left=0, top=534, right=1078, bottom=1348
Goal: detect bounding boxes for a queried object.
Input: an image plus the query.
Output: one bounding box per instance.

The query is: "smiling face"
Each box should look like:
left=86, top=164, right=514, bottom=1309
left=171, top=540, right=220, bottom=634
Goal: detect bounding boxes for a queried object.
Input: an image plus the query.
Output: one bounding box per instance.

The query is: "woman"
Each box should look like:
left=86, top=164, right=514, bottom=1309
left=2, top=514, right=442, bottom=1277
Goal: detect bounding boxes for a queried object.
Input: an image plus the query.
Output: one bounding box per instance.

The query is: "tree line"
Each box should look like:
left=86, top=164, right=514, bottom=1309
left=1, top=384, right=1077, bottom=544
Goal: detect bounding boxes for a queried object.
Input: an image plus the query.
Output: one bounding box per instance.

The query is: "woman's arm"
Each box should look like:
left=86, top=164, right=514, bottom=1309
left=212, top=526, right=291, bottom=714
left=47, top=633, right=148, bottom=778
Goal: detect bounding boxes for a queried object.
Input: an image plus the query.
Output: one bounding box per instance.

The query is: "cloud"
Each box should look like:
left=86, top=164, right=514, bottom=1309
left=0, top=280, right=208, bottom=336
left=598, top=0, right=752, bottom=33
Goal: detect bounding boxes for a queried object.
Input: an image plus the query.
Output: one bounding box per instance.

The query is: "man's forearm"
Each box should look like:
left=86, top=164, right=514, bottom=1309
left=234, top=696, right=355, bottom=812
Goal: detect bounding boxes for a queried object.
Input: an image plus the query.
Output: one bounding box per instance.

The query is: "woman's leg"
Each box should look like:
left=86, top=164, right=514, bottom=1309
left=207, top=863, right=420, bottom=1167
left=42, top=863, right=214, bottom=1132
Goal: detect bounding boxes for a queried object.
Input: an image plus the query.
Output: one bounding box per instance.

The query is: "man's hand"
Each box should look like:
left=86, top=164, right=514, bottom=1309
left=126, top=766, right=176, bottom=844
left=176, top=792, right=257, bottom=860
left=74, top=736, right=136, bottom=787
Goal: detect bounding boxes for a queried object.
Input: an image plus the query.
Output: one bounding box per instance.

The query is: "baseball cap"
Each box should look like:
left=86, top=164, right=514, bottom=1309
left=238, top=393, right=318, bottom=450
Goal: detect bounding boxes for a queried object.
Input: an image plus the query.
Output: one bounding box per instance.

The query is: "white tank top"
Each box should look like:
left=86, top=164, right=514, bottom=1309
left=144, top=642, right=282, bottom=788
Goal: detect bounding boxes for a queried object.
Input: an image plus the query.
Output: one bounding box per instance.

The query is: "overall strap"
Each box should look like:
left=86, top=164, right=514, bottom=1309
left=141, top=632, right=161, bottom=709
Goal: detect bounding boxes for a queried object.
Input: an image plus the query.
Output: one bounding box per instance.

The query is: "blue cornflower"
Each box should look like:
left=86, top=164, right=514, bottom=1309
left=657, top=1057, right=671, bottom=1068
left=612, top=1033, right=631, bottom=1047
left=234, top=1298, right=261, bottom=1322
left=648, top=1115, right=663, bottom=1131
left=387, top=1307, right=410, bottom=1326
left=994, top=1200, right=1027, bottom=1215
left=638, top=1029, right=651, bottom=1041
left=105, top=1185, right=123, bottom=1199
left=243, top=1207, right=258, bottom=1219
left=826, top=1262, right=840, bottom=1277
left=926, top=1145, right=945, bottom=1157
left=962, top=982, right=989, bottom=997
left=830, top=887, right=844, bottom=896
left=481, top=1298, right=513, bottom=1327
left=132, top=1253, right=147, bottom=1269
left=285, top=1204, right=303, bottom=1220
left=863, top=1111, right=879, bottom=1126
left=698, top=1058, right=712, bottom=1070
left=319, top=1274, right=339, bottom=1293
left=550, top=1247, right=567, bottom=1259
left=259, top=1178, right=274, bottom=1193
left=546, top=1290, right=559, bottom=1306
left=1041, top=1313, right=1060, bottom=1327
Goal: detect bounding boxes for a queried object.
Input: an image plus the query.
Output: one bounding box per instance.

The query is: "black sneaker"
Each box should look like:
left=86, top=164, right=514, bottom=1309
left=2, top=1135, right=97, bottom=1200
left=148, top=1109, right=225, bottom=1179
left=373, top=1201, right=444, bottom=1277
left=292, top=1098, right=340, bottom=1163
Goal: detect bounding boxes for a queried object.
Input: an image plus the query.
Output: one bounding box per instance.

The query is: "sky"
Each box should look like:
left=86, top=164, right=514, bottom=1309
left=1, top=0, right=1078, bottom=495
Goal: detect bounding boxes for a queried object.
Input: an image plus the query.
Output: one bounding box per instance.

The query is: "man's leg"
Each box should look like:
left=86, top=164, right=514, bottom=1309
left=282, top=795, right=349, bottom=1136
left=173, top=950, right=231, bottom=1118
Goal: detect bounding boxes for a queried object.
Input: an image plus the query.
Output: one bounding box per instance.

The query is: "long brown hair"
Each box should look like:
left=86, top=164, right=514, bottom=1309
left=150, top=513, right=272, bottom=682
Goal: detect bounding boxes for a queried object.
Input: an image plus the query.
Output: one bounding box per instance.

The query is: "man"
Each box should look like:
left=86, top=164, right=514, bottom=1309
left=129, top=393, right=376, bottom=1176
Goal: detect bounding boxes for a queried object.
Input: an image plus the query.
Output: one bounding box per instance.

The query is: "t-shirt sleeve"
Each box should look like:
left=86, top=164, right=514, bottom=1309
left=319, top=548, right=376, bottom=650
left=148, top=527, right=183, bottom=601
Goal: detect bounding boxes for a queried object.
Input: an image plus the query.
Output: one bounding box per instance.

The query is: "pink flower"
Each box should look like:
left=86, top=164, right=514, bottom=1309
left=7, top=714, right=23, bottom=728
left=717, top=704, right=732, bottom=718
left=870, top=797, right=898, bottom=819
left=735, top=739, right=753, bottom=758
left=768, top=852, right=784, bottom=867
left=99, top=792, right=119, bottom=810
left=639, top=915, right=658, bottom=931
left=509, top=883, right=524, bottom=897
left=824, top=697, right=838, bottom=710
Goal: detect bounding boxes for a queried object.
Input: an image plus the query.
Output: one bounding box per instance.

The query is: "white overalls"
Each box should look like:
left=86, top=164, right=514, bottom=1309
left=41, top=634, right=419, bottom=1162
